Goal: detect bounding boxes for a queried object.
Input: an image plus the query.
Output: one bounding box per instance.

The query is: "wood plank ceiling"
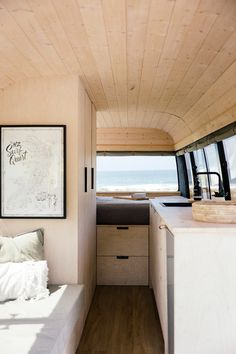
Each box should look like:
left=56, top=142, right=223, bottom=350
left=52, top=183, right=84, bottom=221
left=0, top=0, right=236, bottom=148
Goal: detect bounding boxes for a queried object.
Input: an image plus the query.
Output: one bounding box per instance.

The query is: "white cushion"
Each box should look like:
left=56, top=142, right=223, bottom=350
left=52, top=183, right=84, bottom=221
left=0, top=284, right=85, bottom=354
left=0, top=229, right=44, bottom=263
left=0, top=260, right=49, bottom=302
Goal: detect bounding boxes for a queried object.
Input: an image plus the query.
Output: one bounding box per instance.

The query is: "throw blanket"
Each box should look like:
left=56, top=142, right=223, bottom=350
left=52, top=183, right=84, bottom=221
left=0, top=260, right=49, bottom=302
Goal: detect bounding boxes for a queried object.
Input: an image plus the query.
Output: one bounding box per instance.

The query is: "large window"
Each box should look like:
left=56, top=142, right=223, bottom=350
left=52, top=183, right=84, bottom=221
left=193, top=149, right=209, bottom=198
left=184, top=152, right=193, bottom=197
left=97, top=155, right=178, bottom=192
left=204, top=143, right=222, bottom=192
left=186, top=143, right=229, bottom=199
left=223, top=135, right=236, bottom=200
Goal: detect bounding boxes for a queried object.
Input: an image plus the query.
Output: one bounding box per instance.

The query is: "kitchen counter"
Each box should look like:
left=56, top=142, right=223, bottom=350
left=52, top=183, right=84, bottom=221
left=151, top=196, right=236, bottom=235
left=150, top=195, right=236, bottom=354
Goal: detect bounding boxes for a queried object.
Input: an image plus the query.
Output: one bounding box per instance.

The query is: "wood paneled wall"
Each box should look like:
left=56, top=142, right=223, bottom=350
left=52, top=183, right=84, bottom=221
left=0, top=76, right=96, bottom=315
left=97, top=128, right=174, bottom=152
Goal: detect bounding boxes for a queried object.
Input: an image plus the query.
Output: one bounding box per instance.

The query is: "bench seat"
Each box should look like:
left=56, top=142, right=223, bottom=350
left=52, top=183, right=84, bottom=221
left=0, top=284, right=85, bottom=354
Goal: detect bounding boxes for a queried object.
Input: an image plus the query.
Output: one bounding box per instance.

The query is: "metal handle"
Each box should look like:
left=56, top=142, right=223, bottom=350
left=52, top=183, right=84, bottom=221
left=84, top=167, right=87, bottom=193
left=91, top=167, right=94, bottom=190
left=116, top=256, right=129, bottom=259
left=117, top=226, right=129, bottom=230
left=159, top=224, right=167, bottom=230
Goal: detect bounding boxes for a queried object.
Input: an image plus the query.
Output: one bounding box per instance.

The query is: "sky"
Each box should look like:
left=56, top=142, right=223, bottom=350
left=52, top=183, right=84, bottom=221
left=97, top=156, right=176, bottom=171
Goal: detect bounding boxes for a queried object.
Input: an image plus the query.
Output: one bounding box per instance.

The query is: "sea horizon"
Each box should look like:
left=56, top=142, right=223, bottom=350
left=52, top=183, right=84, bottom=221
left=97, top=169, right=178, bottom=192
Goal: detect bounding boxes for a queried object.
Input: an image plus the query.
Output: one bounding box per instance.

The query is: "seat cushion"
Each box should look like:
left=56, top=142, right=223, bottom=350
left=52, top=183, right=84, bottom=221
left=0, top=284, right=84, bottom=354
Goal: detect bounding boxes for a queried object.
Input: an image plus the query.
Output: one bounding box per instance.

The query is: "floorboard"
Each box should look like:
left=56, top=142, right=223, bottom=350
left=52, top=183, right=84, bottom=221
left=77, top=286, right=164, bottom=354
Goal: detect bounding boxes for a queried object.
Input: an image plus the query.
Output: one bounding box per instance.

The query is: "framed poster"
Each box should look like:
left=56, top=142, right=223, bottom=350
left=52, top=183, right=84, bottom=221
left=0, top=125, right=66, bottom=218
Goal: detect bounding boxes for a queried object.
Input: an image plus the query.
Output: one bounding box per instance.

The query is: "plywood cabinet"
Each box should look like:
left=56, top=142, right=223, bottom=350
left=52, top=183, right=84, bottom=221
left=150, top=198, right=236, bottom=354
left=97, top=225, right=149, bottom=285
left=150, top=204, right=168, bottom=352
left=77, top=80, right=97, bottom=317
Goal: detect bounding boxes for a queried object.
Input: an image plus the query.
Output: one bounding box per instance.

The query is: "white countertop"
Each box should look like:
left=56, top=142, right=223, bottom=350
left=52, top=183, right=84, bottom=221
left=150, top=196, right=236, bottom=235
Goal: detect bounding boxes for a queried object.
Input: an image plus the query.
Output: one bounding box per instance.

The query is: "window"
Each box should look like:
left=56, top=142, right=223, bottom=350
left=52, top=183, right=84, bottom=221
left=184, top=152, right=193, bottom=197
left=193, top=149, right=207, bottom=172
left=204, top=144, right=222, bottom=193
left=96, top=155, right=178, bottom=192
left=223, top=135, right=236, bottom=200
left=193, top=149, right=209, bottom=198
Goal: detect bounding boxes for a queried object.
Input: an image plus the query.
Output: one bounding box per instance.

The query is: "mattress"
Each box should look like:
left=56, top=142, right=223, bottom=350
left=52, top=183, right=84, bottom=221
left=96, top=197, right=150, bottom=225
left=0, top=284, right=84, bottom=354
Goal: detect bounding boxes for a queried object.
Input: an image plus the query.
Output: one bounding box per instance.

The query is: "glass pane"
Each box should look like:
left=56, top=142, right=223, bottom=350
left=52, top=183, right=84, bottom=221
left=185, top=153, right=193, bottom=197
left=193, top=149, right=207, bottom=171
left=193, top=149, right=208, bottom=198
left=204, top=144, right=222, bottom=192
left=185, top=153, right=193, bottom=186
left=96, top=155, right=178, bottom=192
left=223, top=135, right=236, bottom=200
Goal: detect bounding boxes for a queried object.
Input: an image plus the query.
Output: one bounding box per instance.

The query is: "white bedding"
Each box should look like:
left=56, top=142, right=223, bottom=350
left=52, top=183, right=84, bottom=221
left=0, top=261, right=49, bottom=302
left=0, top=284, right=84, bottom=354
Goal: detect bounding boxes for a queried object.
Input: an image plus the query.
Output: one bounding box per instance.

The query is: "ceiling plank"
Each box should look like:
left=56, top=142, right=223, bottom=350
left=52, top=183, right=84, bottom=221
left=1, top=0, right=67, bottom=76
left=0, top=31, right=40, bottom=78
left=145, top=0, right=200, bottom=117
left=168, top=0, right=236, bottom=116
left=135, top=0, right=175, bottom=128
left=78, top=0, right=122, bottom=127
left=157, top=0, right=225, bottom=112
left=102, top=0, right=128, bottom=127
left=51, top=0, right=109, bottom=111
left=184, top=60, right=236, bottom=124
left=127, top=0, right=150, bottom=127
left=0, top=0, right=234, bottom=147
left=0, top=1, right=53, bottom=75
left=28, top=0, right=80, bottom=74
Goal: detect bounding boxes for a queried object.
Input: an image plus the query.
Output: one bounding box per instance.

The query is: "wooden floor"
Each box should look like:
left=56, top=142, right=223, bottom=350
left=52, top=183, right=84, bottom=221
left=77, top=286, right=164, bottom=354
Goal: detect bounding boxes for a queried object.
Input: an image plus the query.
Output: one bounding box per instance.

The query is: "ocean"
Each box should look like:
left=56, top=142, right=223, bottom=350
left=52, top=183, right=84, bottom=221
left=97, top=169, right=178, bottom=192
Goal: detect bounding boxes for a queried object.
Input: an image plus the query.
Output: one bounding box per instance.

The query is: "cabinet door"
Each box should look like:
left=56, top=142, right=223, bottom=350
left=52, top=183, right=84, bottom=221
left=90, top=104, right=97, bottom=293
left=158, top=219, right=168, bottom=344
left=97, top=226, right=148, bottom=256
left=150, top=207, right=168, bottom=349
left=149, top=205, right=158, bottom=290
left=97, top=256, right=148, bottom=285
left=85, top=94, right=92, bottom=191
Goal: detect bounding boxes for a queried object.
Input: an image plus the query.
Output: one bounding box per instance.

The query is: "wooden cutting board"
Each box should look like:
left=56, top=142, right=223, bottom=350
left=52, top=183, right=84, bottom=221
left=113, top=196, right=149, bottom=200
left=192, top=200, right=236, bottom=223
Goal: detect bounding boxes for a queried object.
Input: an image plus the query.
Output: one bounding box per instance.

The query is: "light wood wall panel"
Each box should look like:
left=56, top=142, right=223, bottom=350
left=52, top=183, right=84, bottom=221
left=0, top=75, right=96, bottom=313
left=0, top=75, right=80, bottom=285
left=97, top=128, right=174, bottom=152
left=0, top=1, right=235, bottom=148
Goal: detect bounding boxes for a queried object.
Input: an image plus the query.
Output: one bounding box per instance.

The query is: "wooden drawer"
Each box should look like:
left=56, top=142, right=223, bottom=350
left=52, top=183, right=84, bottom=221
left=97, top=256, right=148, bottom=285
left=97, top=225, right=148, bottom=256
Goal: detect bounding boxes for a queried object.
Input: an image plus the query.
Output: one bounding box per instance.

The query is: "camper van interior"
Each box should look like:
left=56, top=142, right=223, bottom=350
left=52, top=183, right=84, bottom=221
left=0, top=0, right=236, bottom=353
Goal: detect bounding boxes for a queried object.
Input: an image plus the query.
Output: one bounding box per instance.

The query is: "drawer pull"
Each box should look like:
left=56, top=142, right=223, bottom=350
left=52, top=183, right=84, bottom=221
left=159, top=225, right=167, bottom=230
left=117, top=226, right=129, bottom=230
left=84, top=167, right=87, bottom=193
left=91, top=167, right=94, bottom=190
left=116, top=256, right=129, bottom=259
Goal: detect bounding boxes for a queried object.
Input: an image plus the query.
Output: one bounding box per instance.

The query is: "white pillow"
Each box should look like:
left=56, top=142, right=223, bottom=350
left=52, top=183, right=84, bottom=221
left=0, top=260, right=49, bottom=302
left=0, top=229, right=44, bottom=263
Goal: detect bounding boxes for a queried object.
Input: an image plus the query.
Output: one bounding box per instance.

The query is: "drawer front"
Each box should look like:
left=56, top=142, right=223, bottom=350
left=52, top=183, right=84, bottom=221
left=97, top=226, right=148, bottom=256
left=97, top=256, right=148, bottom=285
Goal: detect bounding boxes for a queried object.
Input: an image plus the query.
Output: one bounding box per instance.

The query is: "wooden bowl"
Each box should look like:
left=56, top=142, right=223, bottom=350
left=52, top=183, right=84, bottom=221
left=192, top=200, right=236, bottom=223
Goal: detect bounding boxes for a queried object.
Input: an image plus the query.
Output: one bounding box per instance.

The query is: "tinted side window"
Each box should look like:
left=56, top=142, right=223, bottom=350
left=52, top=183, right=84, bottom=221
left=204, top=144, right=222, bottom=193
left=193, top=149, right=208, bottom=198
left=184, top=153, right=193, bottom=197
left=223, top=135, right=236, bottom=200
